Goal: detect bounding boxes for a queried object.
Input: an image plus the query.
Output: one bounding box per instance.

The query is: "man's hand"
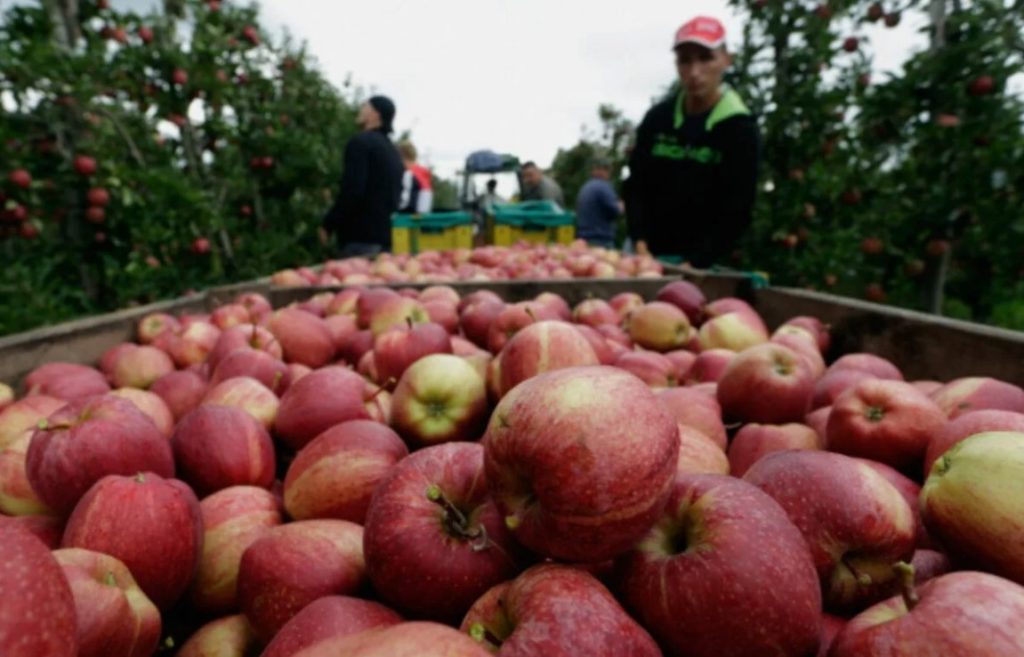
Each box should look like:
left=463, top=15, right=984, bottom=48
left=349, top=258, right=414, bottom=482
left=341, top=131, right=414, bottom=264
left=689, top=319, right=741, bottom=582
left=636, top=240, right=651, bottom=256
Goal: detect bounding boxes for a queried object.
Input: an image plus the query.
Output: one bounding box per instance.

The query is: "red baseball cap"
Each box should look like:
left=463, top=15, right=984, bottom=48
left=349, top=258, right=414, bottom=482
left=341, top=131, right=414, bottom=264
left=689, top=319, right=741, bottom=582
left=673, top=16, right=727, bottom=50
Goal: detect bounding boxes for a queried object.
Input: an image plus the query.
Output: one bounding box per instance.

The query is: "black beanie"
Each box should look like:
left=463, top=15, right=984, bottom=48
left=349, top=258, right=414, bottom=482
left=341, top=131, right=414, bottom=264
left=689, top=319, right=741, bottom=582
left=368, top=95, right=396, bottom=134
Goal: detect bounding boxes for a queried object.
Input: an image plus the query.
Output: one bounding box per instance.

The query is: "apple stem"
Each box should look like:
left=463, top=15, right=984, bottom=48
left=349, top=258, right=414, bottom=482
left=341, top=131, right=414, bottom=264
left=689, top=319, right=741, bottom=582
left=406, top=316, right=414, bottom=330
left=842, top=556, right=873, bottom=587
left=524, top=306, right=537, bottom=322
left=893, top=561, right=919, bottom=611
left=426, top=485, right=487, bottom=546
left=469, top=622, right=504, bottom=649
left=366, top=383, right=391, bottom=402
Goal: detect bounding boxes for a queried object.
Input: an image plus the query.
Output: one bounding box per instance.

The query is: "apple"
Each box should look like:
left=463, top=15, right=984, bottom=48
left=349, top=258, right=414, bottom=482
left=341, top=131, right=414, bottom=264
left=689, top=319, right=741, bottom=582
left=704, top=296, right=759, bottom=319
left=829, top=353, right=903, bottom=380
left=107, top=344, right=172, bottom=389
left=190, top=485, right=283, bottom=614
left=827, top=379, right=946, bottom=469
left=819, top=614, right=847, bottom=657
left=596, top=322, right=633, bottom=348
left=0, top=382, right=13, bottom=412
left=269, top=308, right=336, bottom=368
left=571, top=324, right=617, bottom=365
left=326, top=288, right=363, bottom=316
left=419, top=285, right=460, bottom=306
left=609, top=291, right=644, bottom=320
left=0, top=521, right=77, bottom=657
left=275, top=366, right=371, bottom=451
left=292, top=621, right=490, bottom=656
left=28, top=394, right=174, bottom=515
left=744, top=450, right=916, bottom=611
left=718, top=343, right=816, bottom=424
left=369, top=297, right=430, bottom=336
left=6, top=513, right=64, bottom=548
left=374, top=322, right=453, bottom=385
left=930, top=377, right=1024, bottom=419
left=237, top=519, right=366, bottom=641
left=202, top=376, right=280, bottom=430
left=771, top=326, right=827, bottom=377
left=829, top=571, right=1024, bottom=656
left=616, top=474, right=822, bottom=657
left=921, top=431, right=1024, bottom=584
left=697, top=311, right=769, bottom=352
left=337, top=329, right=375, bottom=365
left=460, top=300, right=505, bottom=349
left=0, top=394, right=66, bottom=449
left=63, top=472, right=203, bottom=610
left=325, top=313, right=359, bottom=351
left=498, top=321, right=599, bottom=395
left=423, top=300, right=460, bottom=333
left=211, top=304, right=254, bottom=330
left=664, top=349, right=697, bottom=381
left=109, top=388, right=175, bottom=437
left=211, top=348, right=290, bottom=394
left=486, top=301, right=557, bottom=354
left=177, top=615, right=260, bottom=657
left=53, top=547, right=162, bottom=657
left=261, top=596, right=403, bottom=657
left=655, top=279, right=706, bottom=324
left=806, top=405, right=831, bottom=443
left=813, top=368, right=876, bottom=409
left=676, top=425, right=730, bottom=475
left=782, top=315, right=831, bottom=353
left=168, top=321, right=222, bottom=368
left=727, top=422, right=822, bottom=476
left=911, top=380, right=944, bottom=396
left=461, top=564, right=661, bottom=656
left=656, top=387, right=728, bottom=449
left=483, top=366, right=678, bottom=562
left=207, top=324, right=283, bottom=371
left=572, top=298, right=620, bottom=327
left=391, top=354, right=490, bottom=446
left=136, top=312, right=180, bottom=344
left=687, top=347, right=736, bottom=383
left=614, top=350, right=678, bottom=388
left=627, top=301, right=692, bottom=352
left=0, top=432, right=54, bottom=516
left=150, top=370, right=208, bottom=421
left=284, top=420, right=407, bottom=523
left=357, top=288, right=401, bottom=327
left=534, top=292, right=571, bottom=320
left=364, top=442, right=524, bottom=622
left=924, top=409, right=1024, bottom=475
left=859, top=458, right=930, bottom=550
left=457, top=289, right=503, bottom=314
left=25, top=361, right=110, bottom=401
left=172, top=405, right=275, bottom=496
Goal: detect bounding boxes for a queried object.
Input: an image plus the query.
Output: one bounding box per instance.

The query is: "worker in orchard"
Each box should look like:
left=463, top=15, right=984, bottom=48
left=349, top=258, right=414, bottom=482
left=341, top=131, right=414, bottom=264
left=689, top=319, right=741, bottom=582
left=627, top=16, right=760, bottom=268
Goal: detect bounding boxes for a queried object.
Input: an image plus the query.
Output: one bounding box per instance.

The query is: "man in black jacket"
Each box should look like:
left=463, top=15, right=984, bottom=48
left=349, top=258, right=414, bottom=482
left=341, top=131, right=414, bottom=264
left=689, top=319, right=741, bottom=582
left=323, top=95, right=405, bottom=257
left=627, top=16, right=760, bottom=268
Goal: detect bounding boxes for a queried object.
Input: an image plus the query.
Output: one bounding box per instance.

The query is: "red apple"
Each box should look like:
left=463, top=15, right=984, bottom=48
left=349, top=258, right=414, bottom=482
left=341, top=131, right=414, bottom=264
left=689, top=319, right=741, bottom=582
left=211, top=304, right=253, bottom=330
left=614, top=350, right=678, bottom=388
left=190, top=485, right=282, bottom=614
left=771, top=325, right=827, bottom=376
left=274, top=367, right=370, bottom=451
left=486, top=301, right=556, bottom=354
left=924, top=409, right=1024, bottom=475
left=236, top=292, right=273, bottom=322
left=419, top=284, right=460, bottom=306
left=172, top=405, right=275, bottom=496
left=534, top=292, right=571, bottom=320
left=177, top=615, right=260, bottom=657
left=830, top=571, right=1024, bottom=656
left=627, top=301, right=692, bottom=352
left=0, top=382, right=13, bottom=412
left=0, top=395, right=66, bottom=449
left=911, top=380, right=943, bottom=396
left=325, top=313, right=359, bottom=351
left=859, top=458, right=930, bottom=550
left=460, top=300, right=505, bottom=349
left=291, top=621, right=490, bottom=656
left=150, top=370, right=208, bottom=421
left=930, top=377, right=1024, bottom=419
left=676, top=425, right=730, bottom=475
left=137, top=312, right=180, bottom=344
left=261, top=596, right=403, bottom=657
left=827, top=379, right=946, bottom=469
left=202, top=376, right=280, bottom=430
left=423, top=300, right=460, bottom=333
left=207, top=324, right=282, bottom=371
left=573, top=324, right=617, bottom=365
left=391, top=354, right=489, bottom=446
left=483, top=366, right=678, bottom=562
left=168, top=321, right=222, bottom=368
left=697, top=311, right=769, bottom=352
left=744, top=450, right=916, bottom=610
left=687, top=347, right=736, bottom=383
left=829, top=353, right=903, bottom=380
left=704, top=296, right=758, bottom=319
left=499, top=320, right=599, bottom=396
left=28, top=395, right=173, bottom=515
left=609, top=291, right=644, bottom=320
left=655, top=279, right=706, bottom=324
left=374, top=322, right=453, bottom=385
left=0, top=431, right=54, bottom=516
left=819, top=614, right=847, bottom=657
left=357, top=288, right=401, bottom=328
left=782, top=315, right=831, bottom=353
left=109, top=388, right=174, bottom=437
left=616, top=474, right=822, bottom=657
left=63, top=472, right=202, bottom=609
left=269, top=308, right=336, bottom=368
left=727, top=422, right=822, bottom=476
left=110, top=345, right=175, bottom=390
left=25, top=362, right=110, bottom=401
left=237, top=519, right=365, bottom=641
left=326, top=288, right=363, bottom=316
left=813, top=368, right=876, bottom=409
left=53, top=547, right=161, bottom=657
left=364, top=442, right=524, bottom=622
left=284, top=420, right=407, bottom=523
left=0, top=521, right=77, bottom=657
left=572, top=298, right=620, bottom=327
left=461, top=564, right=661, bottom=656
left=657, top=387, right=728, bottom=449
left=337, top=329, right=375, bottom=365
left=664, top=349, right=697, bottom=381
left=457, top=289, right=503, bottom=314
left=211, top=348, right=290, bottom=395
left=921, top=431, right=1024, bottom=584
left=369, top=297, right=430, bottom=336
left=717, top=343, right=816, bottom=424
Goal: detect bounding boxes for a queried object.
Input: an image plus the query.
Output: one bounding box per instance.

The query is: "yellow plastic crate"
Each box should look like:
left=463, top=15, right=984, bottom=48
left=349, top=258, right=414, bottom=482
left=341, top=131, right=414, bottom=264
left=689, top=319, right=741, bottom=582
left=391, top=212, right=474, bottom=254
left=491, top=202, right=575, bottom=246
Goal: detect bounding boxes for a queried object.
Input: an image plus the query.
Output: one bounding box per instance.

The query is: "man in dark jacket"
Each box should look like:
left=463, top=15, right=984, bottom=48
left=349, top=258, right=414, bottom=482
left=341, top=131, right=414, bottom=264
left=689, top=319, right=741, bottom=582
left=627, top=16, right=760, bottom=268
left=323, top=95, right=405, bottom=257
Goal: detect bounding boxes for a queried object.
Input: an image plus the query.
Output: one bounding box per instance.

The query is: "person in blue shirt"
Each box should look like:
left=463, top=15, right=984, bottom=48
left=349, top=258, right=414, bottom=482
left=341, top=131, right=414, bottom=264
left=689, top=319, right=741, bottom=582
left=575, top=157, right=624, bottom=249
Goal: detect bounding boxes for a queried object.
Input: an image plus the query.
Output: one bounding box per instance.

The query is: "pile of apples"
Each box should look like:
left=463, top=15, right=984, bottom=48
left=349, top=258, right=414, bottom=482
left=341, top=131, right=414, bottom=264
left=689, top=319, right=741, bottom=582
left=3, top=279, right=1024, bottom=657
left=270, top=241, right=666, bottom=287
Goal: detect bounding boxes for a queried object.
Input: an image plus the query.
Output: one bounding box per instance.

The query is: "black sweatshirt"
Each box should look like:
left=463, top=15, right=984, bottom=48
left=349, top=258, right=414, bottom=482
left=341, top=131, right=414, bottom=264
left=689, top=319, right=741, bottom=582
left=626, top=88, right=760, bottom=267
left=323, top=129, right=405, bottom=250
